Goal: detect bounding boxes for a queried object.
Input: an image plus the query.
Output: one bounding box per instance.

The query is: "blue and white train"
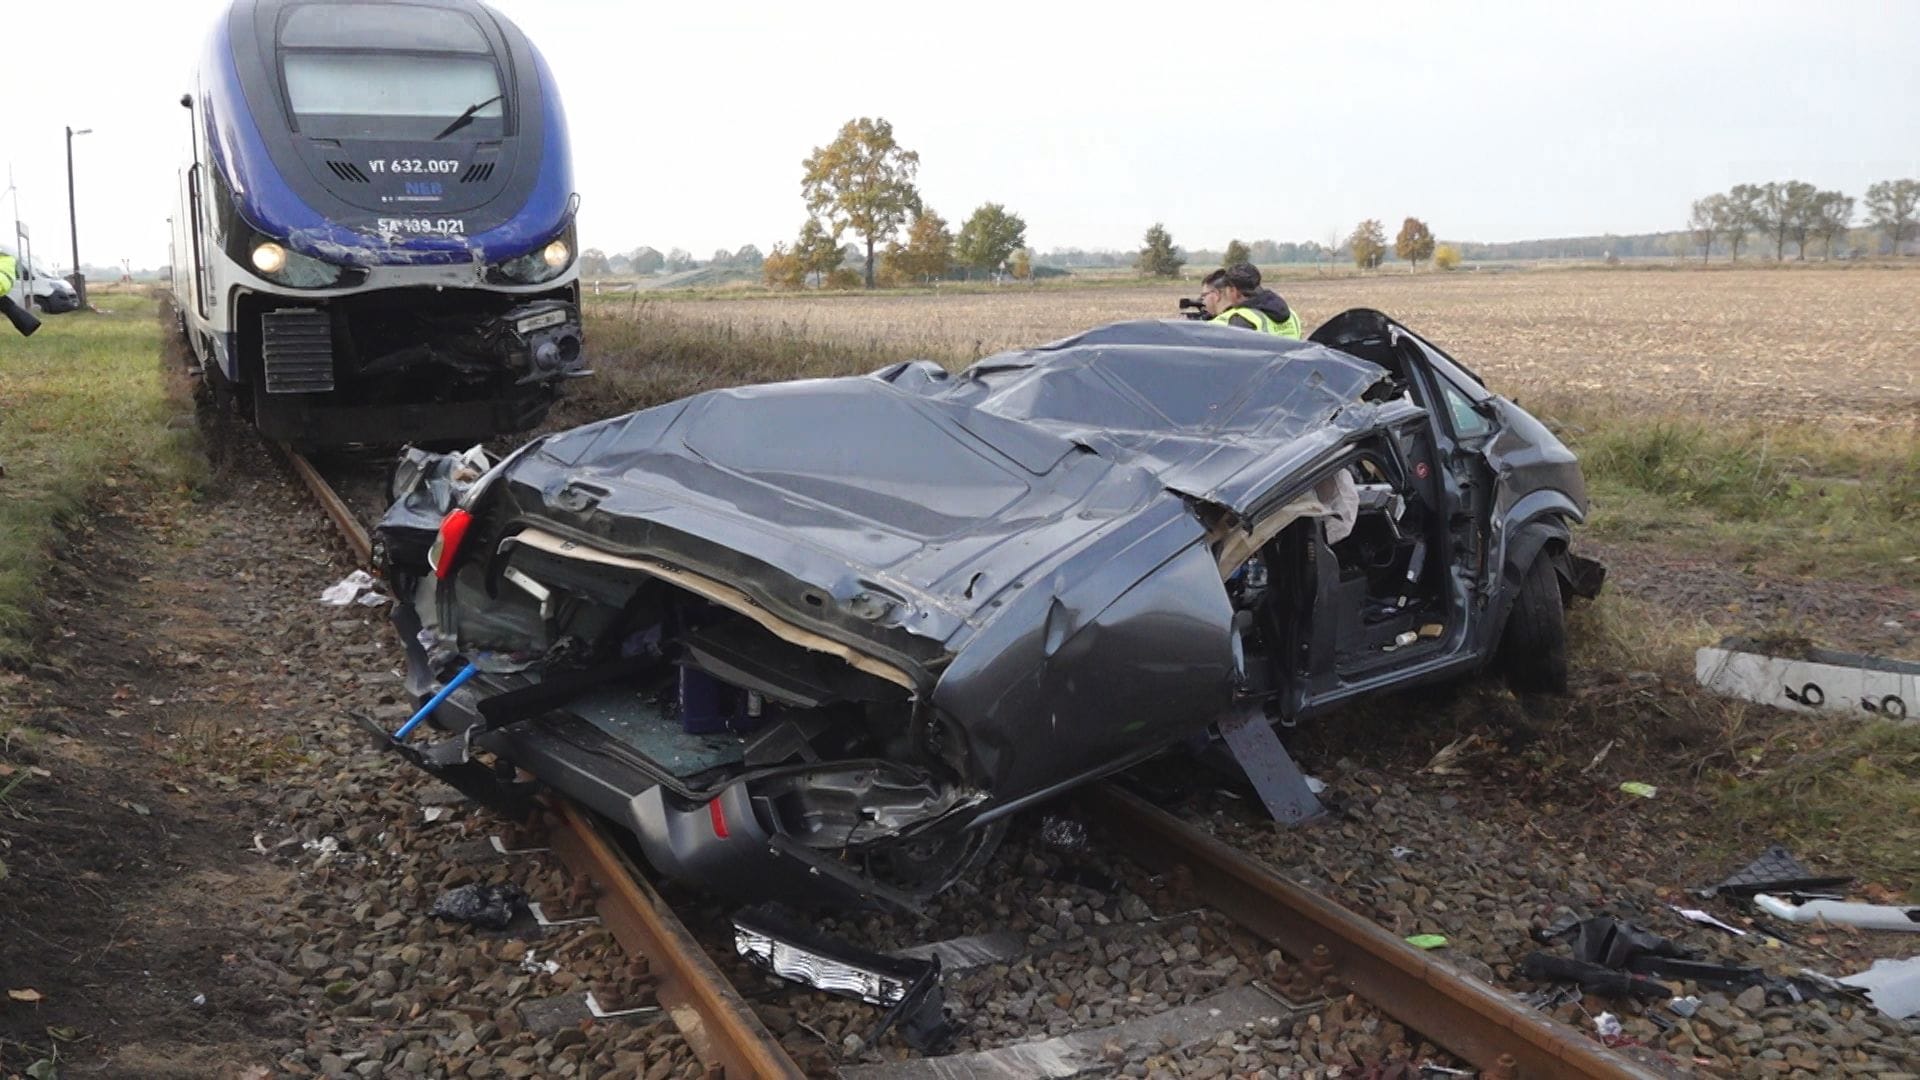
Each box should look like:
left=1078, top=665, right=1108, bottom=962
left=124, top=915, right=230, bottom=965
left=170, top=0, right=587, bottom=448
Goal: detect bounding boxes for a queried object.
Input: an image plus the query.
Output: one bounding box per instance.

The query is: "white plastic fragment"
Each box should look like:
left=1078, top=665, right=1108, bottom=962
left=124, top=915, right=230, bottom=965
left=1754, top=894, right=1920, bottom=932
left=1838, top=955, right=1920, bottom=1019
left=1669, top=904, right=1748, bottom=936
left=1593, top=1012, right=1622, bottom=1037
left=320, top=569, right=382, bottom=606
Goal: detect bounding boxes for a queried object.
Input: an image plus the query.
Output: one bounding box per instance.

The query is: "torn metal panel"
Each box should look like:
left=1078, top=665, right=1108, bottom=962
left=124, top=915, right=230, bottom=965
left=1696, top=636, right=1919, bottom=721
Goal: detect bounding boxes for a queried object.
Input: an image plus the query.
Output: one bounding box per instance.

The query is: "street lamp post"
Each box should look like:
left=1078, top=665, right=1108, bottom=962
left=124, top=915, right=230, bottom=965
left=65, top=125, right=91, bottom=307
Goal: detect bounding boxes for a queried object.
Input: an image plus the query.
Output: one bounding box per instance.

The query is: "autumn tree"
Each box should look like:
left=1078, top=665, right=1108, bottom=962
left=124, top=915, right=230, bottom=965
left=1010, top=248, right=1033, bottom=280
left=883, top=209, right=954, bottom=284
left=762, top=243, right=803, bottom=288
left=629, top=246, right=664, bottom=274
left=1349, top=219, right=1387, bottom=269
left=801, top=117, right=922, bottom=289
left=1687, top=196, right=1723, bottom=263
left=1222, top=239, right=1251, bottom=267
left=795, top=217, right=844, bottom=284
left=579, top=248, right=612, bottom=276
left=1433, top=244, right=1461, bottom=271
left=955, top=203, right=1027, bottom=278
left=1394, top=218, right=1435, bottom=268
left=1136, top=223, right=1183, bottom=277
left=1865, top=179, right=1919, bottom=254
left=732, top=244, right=765, bottom=269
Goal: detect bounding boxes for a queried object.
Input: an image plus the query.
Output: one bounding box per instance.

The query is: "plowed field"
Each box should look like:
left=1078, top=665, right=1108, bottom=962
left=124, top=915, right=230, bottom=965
left=614, top=267, right=1920, bottom=425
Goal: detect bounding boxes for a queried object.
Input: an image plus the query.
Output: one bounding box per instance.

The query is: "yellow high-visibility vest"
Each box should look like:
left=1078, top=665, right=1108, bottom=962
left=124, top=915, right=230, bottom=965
left=1211, top=303, right=1302, bottom=339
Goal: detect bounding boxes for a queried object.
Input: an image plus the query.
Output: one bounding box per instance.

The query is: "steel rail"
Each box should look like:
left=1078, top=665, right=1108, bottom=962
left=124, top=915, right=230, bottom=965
left=549, top=801, right=807, bottom=1079
left=278, top=444, right=372, bottom=563
left=285, top=447, right=803, bottom=1078
left=1084, top=783, right=1665, bottom=1080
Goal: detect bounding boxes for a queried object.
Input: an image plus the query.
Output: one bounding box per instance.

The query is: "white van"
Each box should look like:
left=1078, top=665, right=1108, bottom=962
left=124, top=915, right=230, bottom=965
left=2, top=246, right=79, bottom=314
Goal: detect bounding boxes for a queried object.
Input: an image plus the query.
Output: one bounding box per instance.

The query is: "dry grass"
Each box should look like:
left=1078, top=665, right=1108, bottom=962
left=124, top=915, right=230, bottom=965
left=592, top=266, right=1920, bottom=429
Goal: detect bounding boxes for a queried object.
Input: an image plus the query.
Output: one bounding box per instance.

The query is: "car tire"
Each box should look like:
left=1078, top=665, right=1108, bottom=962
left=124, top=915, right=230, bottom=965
left=1499, top=552, right=1568, bottom=694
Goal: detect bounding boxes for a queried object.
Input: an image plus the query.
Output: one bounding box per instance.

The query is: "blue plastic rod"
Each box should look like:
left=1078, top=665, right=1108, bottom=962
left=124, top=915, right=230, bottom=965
left=394, top=661, right=480, bottom=741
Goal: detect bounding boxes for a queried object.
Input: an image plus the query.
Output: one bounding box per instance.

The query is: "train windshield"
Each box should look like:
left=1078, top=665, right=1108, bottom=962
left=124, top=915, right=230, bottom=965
left=277, top=3, right=507, bottom=139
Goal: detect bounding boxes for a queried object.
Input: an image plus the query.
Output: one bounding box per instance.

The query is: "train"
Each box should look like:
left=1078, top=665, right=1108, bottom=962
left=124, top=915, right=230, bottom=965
left=170, top=0, right=587, bottom=449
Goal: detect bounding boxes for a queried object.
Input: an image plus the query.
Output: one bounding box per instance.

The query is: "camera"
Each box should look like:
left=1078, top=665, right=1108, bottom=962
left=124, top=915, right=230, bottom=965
left=1177, top=297, right=1209, bottom=321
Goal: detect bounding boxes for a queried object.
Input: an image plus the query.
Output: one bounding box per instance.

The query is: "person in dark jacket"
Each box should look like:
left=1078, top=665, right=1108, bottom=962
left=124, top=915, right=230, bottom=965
left=1201, top=262, right=1302, bottom=338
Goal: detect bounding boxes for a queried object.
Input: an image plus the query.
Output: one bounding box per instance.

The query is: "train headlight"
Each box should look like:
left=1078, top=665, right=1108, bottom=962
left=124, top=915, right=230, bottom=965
left=488, top=230, right=575, bottom=285
left=251, top=241, right=288, bottom=274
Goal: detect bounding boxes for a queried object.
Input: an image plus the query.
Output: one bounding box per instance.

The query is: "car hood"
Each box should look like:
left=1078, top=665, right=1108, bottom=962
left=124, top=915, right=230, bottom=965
left=492, top=320, right=1387, bottom=650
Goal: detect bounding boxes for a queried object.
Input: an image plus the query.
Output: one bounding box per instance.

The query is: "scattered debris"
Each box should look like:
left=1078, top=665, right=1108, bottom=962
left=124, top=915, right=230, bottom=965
left=319, top=569, right=386, bottom=607
left=1406, top=934, right=1448, bottom=950
left=1838, top=955, right=1920, bottom=1020
left=1668, top=904, right=1747, bottom=936
left=1696, top=845, right=1853, bottom=900
left=1518, top=953, right=1669, bottom=1002
left=191, top=992, right=207, bottom=1007
left=517, top=949, right=561, bottom=976
left=429, top=883, right=529, bottom=929
left=1617, top=781, right=1657, bottom=799
left=1038, top=814, right=1088, bottom=852
left=1422, top=734, right=1485, bottom=775
left=1581, top=739, right=1615, bottom=774
left=1668, top=995, right=1701, bottom=1018
left=1593, top=1011, right=1622, bottom=1038
left=1526, top=915, right=1829, bottom=1003
left=7, top=988, right=44, bottom=1004
left=301, top=836, right=341, bottom=865
left=1754, top=893, right=1920, bottom=932
left=734, top=904, right=952, bottom=1051
left=1696, top=636, right=1918, bottom=721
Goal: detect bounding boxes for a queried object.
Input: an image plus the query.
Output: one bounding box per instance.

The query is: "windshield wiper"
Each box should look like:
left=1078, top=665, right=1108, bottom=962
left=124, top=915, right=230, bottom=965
left=432, top=94, right=505, bottom=141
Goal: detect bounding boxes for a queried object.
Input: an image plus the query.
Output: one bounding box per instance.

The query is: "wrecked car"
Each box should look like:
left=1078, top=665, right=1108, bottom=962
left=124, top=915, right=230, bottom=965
left=374, top=312, right=1603, bottom=907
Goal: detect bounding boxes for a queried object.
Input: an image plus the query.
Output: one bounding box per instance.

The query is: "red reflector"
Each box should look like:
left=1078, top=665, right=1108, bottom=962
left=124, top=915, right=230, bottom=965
left=707, top=798, right=730, bottom=839
left=432, top=508, right=474, bottom=580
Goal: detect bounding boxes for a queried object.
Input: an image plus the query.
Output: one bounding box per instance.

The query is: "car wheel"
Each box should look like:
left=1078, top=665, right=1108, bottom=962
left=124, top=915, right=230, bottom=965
left=1498, top=552, right=1568, bottom=694
left=866, top=820, right=1008, bottom=900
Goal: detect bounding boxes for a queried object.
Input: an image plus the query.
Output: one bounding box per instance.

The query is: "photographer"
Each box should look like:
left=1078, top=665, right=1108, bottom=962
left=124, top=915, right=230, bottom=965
left=1201, top=262, right=1300, bottom=339
left=1, top=248, right=41, bottom=337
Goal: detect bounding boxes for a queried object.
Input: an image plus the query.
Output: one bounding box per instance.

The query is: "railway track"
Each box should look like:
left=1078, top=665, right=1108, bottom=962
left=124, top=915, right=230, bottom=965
left=280, top=441, right=1664, bottom=1079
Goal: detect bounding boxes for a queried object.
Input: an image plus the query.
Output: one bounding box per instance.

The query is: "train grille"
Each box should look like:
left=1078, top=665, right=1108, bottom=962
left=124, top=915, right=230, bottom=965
left=327, top=161, right=371, bottom=183
left=261, top=309, right=335, bottom=394
left=460, top=162, right=495, bottom=183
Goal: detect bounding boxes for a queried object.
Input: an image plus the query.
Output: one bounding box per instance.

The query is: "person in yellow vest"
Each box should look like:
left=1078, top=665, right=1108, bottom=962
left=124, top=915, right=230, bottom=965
left=0, top=250, right=40, bottom=337
left=1201, top=262, right=1302, bottom=338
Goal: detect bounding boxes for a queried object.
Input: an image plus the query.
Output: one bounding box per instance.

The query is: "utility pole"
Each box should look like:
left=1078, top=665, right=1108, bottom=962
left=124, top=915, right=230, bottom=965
left=66, top=125, right=91, bottom=307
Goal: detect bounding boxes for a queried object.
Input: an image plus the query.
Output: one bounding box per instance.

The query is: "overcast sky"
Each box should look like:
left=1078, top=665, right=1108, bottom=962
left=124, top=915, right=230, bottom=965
left=7, top=0, right=1918, bottom=271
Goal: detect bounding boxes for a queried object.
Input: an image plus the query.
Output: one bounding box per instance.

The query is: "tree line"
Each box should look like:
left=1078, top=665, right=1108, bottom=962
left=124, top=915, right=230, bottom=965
left=1686, top=179, right=1917, bottom=262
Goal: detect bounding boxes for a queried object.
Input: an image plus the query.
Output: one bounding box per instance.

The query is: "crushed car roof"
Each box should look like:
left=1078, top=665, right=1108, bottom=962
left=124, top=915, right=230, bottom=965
left=512, top=320, right=1393, bottom=644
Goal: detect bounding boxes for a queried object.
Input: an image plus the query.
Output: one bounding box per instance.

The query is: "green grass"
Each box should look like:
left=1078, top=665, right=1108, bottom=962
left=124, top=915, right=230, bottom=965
left=1527, top=400, right=1920, bottom=583
left=1716, top=720, right=1920, bottom=884
left=0, top=291, right=198, bottom=662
